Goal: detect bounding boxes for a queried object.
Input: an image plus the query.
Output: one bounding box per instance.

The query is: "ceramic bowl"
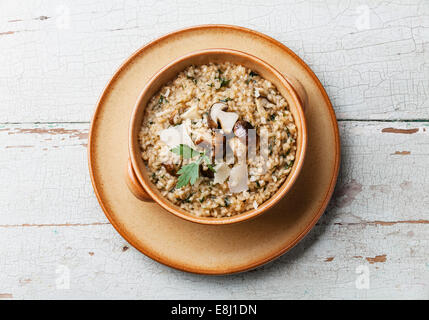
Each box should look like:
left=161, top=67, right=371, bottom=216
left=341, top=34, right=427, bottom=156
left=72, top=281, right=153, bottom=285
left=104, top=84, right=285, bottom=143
left=126, top=48, right=307, bottom=225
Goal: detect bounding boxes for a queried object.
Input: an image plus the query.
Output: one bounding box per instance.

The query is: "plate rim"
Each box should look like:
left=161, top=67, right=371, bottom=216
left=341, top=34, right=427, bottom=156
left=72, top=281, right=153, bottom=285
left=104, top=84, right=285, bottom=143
left=88, top=24, right=341, bottom=275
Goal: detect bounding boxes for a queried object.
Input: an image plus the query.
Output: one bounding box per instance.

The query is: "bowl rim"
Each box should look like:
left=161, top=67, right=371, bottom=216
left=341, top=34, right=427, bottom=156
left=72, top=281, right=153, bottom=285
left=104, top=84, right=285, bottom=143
left=129, top=48, right=308, bottom=225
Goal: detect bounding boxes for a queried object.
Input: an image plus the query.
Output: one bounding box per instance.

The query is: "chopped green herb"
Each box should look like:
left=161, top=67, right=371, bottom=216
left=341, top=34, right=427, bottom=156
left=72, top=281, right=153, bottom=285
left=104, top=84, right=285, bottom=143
left=270, top=114, right=276, bottom=121
left=220, top=78, right=230, bottom=88
left=171, top=144, right=215, bottom=189
left=256, top=181, right=261, bottom=188
left=286, top=128, right=291, bottom=137
left=220, top=97, right=232, bottom=102
left=183, top=192, right=194, bottom=203
left=224, top=197, right=230, bottom=207
left=170, top=144, right=200, bottom=159
left=158, top=94, right=167, bottom=105
left=285, top=161, right=294, bottom=169
left=245, top=79, right=251, bottom=84
left=249, top=71, right=259, bottom=77
left=187, top=76, right=197, bottom=84
left=199, top=197, right=205, bottom=203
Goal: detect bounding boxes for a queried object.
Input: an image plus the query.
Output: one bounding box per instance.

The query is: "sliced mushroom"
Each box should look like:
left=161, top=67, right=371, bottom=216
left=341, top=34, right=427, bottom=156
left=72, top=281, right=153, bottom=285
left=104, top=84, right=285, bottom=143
left=208, top=102, right=238, bottom=134
left=233, top=120, right=258, bottom=159
left=208, top=103, right=225, bottom=129
left=200, top=164, right=215, bottom=179
left=168, top=109, right=178, bottom=125
left=255, top=98, right=268, bottom=121
left=162, top=163, right=179, bottom=176
left=233, top=120, right=254, bottom=140
left=228, top=137, right=247, bottom=162
left=195, top=137, right=214, bottom=161
left=181, top=104, right=200, bottom=120
left=213, top=131, right=228, bottom=162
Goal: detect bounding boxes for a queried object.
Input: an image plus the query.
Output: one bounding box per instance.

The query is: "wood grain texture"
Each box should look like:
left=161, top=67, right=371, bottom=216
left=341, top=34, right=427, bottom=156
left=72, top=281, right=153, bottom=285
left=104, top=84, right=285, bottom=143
left=0, top=0, right=428, bottom=122
left=0, top=122, right=427, bottom=299
left=0, top=0, right=428, bottom=299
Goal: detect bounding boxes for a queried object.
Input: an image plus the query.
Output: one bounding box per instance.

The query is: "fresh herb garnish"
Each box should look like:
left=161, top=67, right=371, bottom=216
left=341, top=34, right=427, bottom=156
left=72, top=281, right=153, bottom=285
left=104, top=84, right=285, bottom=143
left=285, top=161, right=294, bottom=169
left=187, top=76, right=197, bottom=84
left=170, top=144, right=200, bottom=159
left=270, top=114, right=276, bottom=121
left=170, top=144, right=215, bottom=189
left=249, top=71, right=259, bottom=77
left=220, top=97, right=232, bottom=102
left=158, top=94, right=168, bottom=105
left=224, top=197, right=230, bottom=207
left=183, top=192, right=194, bottom=203
left=220, top=78, right=230, bottom=88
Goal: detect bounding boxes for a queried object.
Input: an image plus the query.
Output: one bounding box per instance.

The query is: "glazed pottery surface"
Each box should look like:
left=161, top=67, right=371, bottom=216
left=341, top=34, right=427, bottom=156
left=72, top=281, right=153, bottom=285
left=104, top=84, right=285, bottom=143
left=88, top=25, right=340, bottom=274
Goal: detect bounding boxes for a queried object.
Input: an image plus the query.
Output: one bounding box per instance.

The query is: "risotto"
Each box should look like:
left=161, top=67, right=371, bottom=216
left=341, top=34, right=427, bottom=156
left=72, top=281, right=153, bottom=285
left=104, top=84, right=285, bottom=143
left=139, top=62, right=297, bottom=217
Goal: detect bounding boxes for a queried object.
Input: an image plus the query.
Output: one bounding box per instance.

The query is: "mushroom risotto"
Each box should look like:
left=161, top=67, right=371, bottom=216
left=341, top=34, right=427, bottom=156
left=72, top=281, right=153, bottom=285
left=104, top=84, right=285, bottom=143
left=139, top=62, right=297, bottom=217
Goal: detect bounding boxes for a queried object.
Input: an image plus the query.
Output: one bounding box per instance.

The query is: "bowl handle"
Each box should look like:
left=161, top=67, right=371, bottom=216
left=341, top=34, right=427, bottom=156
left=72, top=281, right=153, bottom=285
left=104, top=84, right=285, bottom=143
left=125, top=158, right=154, bottom=202
left=284, top=75, right=308, bottom=111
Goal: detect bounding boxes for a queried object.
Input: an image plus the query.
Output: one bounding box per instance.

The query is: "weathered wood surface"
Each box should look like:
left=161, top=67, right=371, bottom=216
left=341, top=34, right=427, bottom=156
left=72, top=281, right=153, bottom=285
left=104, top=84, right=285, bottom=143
left=0, top=0, right=428, bottom=299
left=1, top=0, right=429, bottom=122
left=0, top=122, right=427, bottom=299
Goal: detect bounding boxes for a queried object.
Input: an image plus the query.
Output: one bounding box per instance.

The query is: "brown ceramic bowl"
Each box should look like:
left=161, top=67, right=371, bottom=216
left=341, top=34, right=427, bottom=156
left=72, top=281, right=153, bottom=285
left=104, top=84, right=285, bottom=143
left=126, top=48, right=307, bottom=225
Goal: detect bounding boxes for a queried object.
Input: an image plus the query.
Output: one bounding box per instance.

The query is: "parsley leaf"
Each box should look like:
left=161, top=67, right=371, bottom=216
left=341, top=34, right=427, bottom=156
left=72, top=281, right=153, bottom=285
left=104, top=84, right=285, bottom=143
left=220, top=78, right=230, bottom=87
left=176, top=162, right=200, bottom=188
left=170, top=144, right=200, bottom=159
left=159, top=94, right=167, bottom=105
left=171, top=144, right=216, bottom=189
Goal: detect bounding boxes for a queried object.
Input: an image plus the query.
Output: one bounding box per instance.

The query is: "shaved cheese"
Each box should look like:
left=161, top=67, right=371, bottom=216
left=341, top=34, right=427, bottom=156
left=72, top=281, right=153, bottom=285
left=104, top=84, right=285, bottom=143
left=158, top=123, right=195, bottom=148
left=228, top=161, right=248, bottom=193
left=213, top=162, right=231, bottom=185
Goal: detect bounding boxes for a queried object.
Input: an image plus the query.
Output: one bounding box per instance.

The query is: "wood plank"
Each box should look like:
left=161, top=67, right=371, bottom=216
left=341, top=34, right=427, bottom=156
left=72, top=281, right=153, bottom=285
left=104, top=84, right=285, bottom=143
left=1, top=121, right=428, bottom=226
left=0, top=222, right=427, bottom=299
left=0, top=123, right=106, bottom=225
left=1, top=0, right=428, bottom=122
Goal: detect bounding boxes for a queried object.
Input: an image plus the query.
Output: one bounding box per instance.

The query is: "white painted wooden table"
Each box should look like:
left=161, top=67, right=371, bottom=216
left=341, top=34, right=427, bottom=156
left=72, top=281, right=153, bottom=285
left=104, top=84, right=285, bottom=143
left=0, top=0, right=428, bottom=300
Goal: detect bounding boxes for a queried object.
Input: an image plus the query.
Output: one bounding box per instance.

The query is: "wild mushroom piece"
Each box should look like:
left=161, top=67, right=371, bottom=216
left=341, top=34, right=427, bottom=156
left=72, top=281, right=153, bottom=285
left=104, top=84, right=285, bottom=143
left=208, top=102, right=239, bottom=134
left=233, top=120, right=254, bottom=140
left=229, top=137, right=247, bottom=162
left=200, top=164, right=214, bottom=179
left=181, top=104, right=200, bottom=120
left=162, top=163, right=179, bottom=176
left=232, top=120, right=258, bottom=160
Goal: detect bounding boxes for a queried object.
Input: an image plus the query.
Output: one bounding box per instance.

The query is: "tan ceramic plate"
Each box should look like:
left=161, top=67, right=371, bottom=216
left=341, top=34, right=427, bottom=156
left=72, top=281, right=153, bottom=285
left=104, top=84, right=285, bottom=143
left=88, top=25, right=340, bottom=275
